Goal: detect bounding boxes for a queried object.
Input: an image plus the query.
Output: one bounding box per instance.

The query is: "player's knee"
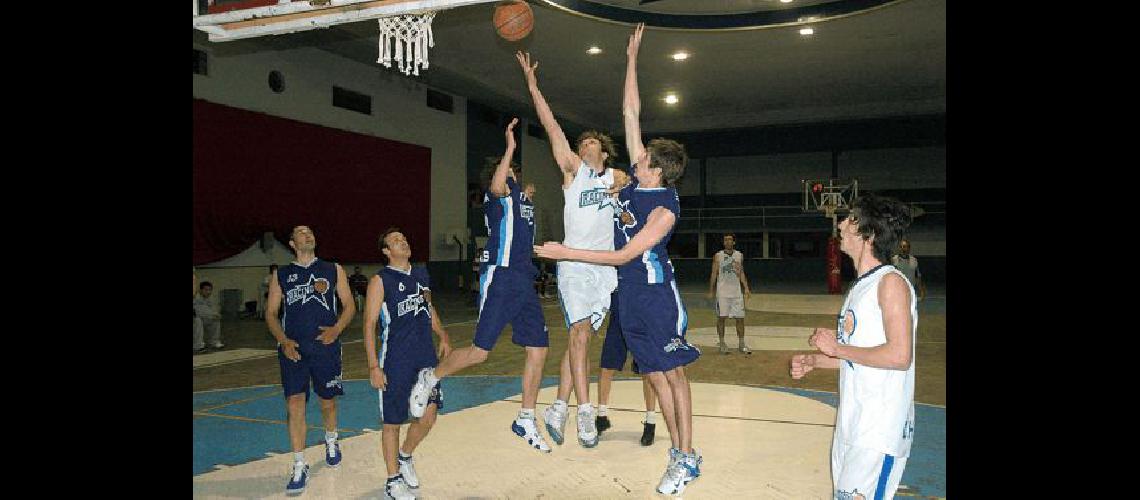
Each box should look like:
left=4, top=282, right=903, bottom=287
left=665, top=367, right=687, bottom=384
left=319, top=397, right=336, bottom=409
left=287, top=394, right=306, bottom=409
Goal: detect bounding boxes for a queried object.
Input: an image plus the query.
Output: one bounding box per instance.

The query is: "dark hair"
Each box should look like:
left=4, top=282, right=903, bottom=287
left=724, top=233, right=736, bottom=241
left=647, top=138, right=687, bottom=188
left=849, top=194, right=913, bottom=264
left=199, top=281, right=213, bottom=289
left=479, top=155, right=520, bottom=190
left=378, top=227, right=402, bottom=263
left=576, top=130, right=617, bottom=169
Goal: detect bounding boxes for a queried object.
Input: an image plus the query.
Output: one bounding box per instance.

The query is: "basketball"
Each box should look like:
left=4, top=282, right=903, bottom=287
left=493, top=0, right=534, bottom=42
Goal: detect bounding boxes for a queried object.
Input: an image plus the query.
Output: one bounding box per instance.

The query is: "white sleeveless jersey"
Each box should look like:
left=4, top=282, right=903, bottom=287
left=715, top=250, right=743, bottom=298
left=562, top=161, right=616, bottom=251
left=835, top=264, right=917, bottom=457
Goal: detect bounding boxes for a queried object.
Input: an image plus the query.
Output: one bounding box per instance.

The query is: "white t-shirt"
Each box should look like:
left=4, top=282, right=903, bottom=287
left=891, top=254, right=921, bottom=286
left=562, top=162, right=616, bottom=252
left=715, top=250, right=744, bottom=298
left=834, top=264, right=917, bottom=457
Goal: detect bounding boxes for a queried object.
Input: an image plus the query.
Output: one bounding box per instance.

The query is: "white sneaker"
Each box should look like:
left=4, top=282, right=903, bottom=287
left=717, top=341, right=730, bottom=354
left=576, top=405, right=598, bottom=448
left=657, top=449, right=700, bottom=495
left=212, top=342, right=225, bottom=349
left=738, top=342, right=752, bottom=354
left=511, top=416, right=552, bottom=453
left=384, top=474, right=416, bottom=500
left=542, top=405, right=568, bottom=445
left=408, top=368, right=438, bottom=419
left=397, top=453, right=419, bottom=489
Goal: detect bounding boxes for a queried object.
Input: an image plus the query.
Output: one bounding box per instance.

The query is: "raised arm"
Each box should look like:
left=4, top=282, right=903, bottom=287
left=623, top=23, right=647, bottom=167
left=516, top=52, right=579, bottom=176
left=489, top=118, right=519, bottom=198
left=535, top=205, right=675, bottom=266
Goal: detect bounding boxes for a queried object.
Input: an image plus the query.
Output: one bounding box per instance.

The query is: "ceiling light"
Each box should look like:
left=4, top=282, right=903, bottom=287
left=780, top=0, right=793, bottom=3
left=671, top=51, right=689, bottom=61
left=664, top=94, right=679, bottom=105
left=587, top=46, right=602, bottom=55
left=799, top=27, right=814, bottom=35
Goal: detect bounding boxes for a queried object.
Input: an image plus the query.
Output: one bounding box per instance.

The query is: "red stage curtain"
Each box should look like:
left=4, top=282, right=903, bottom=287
left=193, top=99, right=431, bottom=265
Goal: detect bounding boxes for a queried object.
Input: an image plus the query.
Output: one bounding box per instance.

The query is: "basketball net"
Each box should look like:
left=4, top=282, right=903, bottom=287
left=377, top=12, right=436, bottom=76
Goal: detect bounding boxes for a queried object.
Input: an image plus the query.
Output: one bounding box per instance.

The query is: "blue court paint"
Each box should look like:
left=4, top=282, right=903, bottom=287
left=194, top=379, right=944, bottom=499
left=765, top=386, right=945, bottom=499
left=194, top=376, right=561, bottom=476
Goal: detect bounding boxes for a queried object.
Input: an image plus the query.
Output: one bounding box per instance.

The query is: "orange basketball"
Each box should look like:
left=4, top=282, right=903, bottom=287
left=493, top=1, right=534, bottom=42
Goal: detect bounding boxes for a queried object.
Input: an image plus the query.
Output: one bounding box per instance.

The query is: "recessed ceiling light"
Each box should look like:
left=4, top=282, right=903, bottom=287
left=671, top=51, right=689, bottom=61
left=664, top=94, right=679, bottom=105
left=799, top=27, right=814, bottom=35
left=780, top=0, right=793, bottom=3
left=587, top=46, right=602, bottom=55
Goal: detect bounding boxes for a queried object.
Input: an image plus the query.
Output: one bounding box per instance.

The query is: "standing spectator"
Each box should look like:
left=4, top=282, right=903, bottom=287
left=194, top=271, right=203, bottom=354
left=349, top=266, right=369, bottom=314
left=891, top=239, right=926, bottom=302
left=707, top=233, right=752, bottom=354
left=194, top=281, right=224, bottom=350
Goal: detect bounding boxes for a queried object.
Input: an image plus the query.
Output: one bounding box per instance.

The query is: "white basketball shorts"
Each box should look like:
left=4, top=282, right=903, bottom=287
left=831, top=442, right=908, bottom=500
left=556, top=261, right=618, bottom=332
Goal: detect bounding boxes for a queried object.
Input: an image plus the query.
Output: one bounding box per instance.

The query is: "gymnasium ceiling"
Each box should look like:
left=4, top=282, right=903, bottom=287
left=197, top=0, right=945, bottom=135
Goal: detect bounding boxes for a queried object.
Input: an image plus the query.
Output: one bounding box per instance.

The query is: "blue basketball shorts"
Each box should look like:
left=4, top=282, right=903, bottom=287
left=473, top=265, right=549, bottom=351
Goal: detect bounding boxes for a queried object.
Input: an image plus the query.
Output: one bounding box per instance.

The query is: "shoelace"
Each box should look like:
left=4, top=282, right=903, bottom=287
left=327, top=441, right=337, bottom=458
left=292, top=463, right=306, bottom=482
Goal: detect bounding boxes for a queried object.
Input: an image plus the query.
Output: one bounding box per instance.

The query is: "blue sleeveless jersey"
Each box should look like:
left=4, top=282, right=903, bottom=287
left=376, top=265, right=438, bottom=369
left=278, top=258, right=340, bottom=341
left=483, top=176, right=537, bottom=277
left=613, top=180, right=680, bottom=285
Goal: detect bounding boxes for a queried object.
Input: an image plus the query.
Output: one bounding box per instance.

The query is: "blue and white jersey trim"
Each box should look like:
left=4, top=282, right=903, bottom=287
left=378, top=302, right=390, bottom=368
left=498, top=197, right=514, bottom=267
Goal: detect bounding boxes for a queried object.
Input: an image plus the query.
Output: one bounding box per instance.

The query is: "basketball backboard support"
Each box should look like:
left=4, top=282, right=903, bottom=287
left=193, top=0, right=498, bottom=42
left=803, top=178, right=858, bottom=234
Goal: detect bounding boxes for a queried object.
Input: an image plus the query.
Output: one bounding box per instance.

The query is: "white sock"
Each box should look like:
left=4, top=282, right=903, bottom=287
left=579, top=402, right=594, bottom=414
left=325, top=431, right=338, bottom=443
left=552, top=399, right=568, bottom=411
left=518, top=408, right=535, bottom=419
left=597, top=405, right=608, bottom=416
left=293, top=452, right=305, bottom=464
left=644, top=411, right=655, bottom=424
left=425, top=367, right=439, bottom=386
left=399, top=448, right=411, bottom=459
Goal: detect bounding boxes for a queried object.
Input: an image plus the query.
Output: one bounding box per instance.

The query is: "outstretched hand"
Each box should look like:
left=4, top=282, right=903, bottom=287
left=505, top=117, right=518, bottom=149
left=516, top=51, right=538, bottom=87
left=627, top=23, right=645, bottom=59
left=533, top=242, right=570, bottom=261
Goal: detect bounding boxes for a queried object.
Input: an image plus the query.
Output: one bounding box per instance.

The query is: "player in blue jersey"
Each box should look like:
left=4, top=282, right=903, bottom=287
left=407, top=118, right=553, bottom=453
left=265, top=225, right=357, bottom=496
left=363, top=228, right=453, bottom=500
left=534, top=23, right=702, bottom=496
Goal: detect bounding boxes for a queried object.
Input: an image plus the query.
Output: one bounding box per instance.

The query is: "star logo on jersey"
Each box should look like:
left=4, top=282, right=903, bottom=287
left=285, top=274, right=332, bottom=310
left=397, top=282, right=430, bottom=318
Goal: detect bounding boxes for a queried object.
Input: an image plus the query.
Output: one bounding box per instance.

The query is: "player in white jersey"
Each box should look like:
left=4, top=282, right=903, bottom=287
left=790, top=194, right=916, bottom=500
left=516, top=51, right=630, bottom=448
left=707, top=233, right=752, bottom=354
